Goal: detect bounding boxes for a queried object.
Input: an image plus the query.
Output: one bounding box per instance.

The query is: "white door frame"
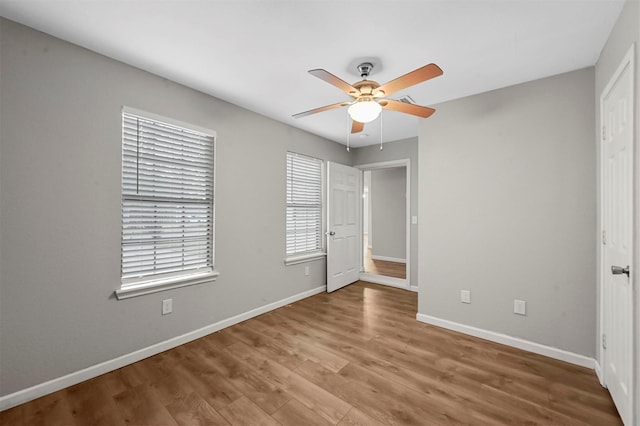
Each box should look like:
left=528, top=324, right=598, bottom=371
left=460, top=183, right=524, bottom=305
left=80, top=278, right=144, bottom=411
left=355, top=159, right=412, bottom=291
left=598, top=44, right=636, bottom=425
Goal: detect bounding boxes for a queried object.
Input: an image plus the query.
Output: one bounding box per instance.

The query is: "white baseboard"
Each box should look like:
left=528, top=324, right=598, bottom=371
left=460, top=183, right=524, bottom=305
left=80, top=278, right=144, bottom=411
left=371, top=255, right=406, bottom=264
left=0, top=285, right=326, bottom=412
left=416, top=313, right=595, bottom=369
left=360, top=273, right=410, bottom=290
left=594, top=359, right=605, bottom=386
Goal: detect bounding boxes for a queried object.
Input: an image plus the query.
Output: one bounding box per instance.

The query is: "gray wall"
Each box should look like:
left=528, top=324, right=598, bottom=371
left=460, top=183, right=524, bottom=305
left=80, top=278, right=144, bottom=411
left=0, top=19, right=351, bottom=396
left=353, top=137, right=419, bottom=286
left=418, top=68, right=596, bottom=357
left=594, top=0, right=639, bottom=419
left=370, top=167, right=406, bottom=260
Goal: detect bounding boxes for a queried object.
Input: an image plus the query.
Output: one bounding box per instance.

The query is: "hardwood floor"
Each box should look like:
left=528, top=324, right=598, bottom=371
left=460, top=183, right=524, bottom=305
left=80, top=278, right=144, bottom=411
left=363, top=235, right=406, bottom=279
left=363, top=251, right=406, bottom=279
left=1, top=281, right=621, bottom=425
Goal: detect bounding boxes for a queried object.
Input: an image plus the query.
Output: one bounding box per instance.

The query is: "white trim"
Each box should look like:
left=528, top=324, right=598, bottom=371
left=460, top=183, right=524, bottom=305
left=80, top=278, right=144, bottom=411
left=355, top=159, right=412, bottom=290
left=284, top=252, right=326, bottom=266
left=360, top=273, right=408, bottom=290
left=371, top=255, right=406, bottom=264
left=410, top=285, right=419, bottom=292
left=0, top=285, right=326, bottom=412
left=595, top=360, right=605, bottom=386
left=416, top=313, right=595, bottom=369
left=116, top=271, right=220, bottom=300
left=356, top=160, right=409, bottom=170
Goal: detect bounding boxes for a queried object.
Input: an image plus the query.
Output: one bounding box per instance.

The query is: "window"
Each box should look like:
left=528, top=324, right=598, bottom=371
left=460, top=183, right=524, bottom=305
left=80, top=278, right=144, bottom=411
left=117, top=109, right=217, bottom=299
left=285, top=152, right=324, bottom=264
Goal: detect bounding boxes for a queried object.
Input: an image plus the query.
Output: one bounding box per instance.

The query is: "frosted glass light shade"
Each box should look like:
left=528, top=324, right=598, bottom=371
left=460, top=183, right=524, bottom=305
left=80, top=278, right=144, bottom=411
left=348, top=100, right=382, bottom=123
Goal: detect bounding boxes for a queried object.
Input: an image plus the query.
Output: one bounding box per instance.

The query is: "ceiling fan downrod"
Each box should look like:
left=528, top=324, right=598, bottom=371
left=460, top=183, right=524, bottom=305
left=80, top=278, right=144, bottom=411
left=357, top=62, right=373, bottom=80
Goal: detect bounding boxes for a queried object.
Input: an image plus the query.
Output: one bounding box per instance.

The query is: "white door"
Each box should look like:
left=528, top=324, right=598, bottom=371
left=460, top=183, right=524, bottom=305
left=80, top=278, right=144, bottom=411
left=327, top=162, right=361, bottom=292
left=602, top=48, right=634, bottom=426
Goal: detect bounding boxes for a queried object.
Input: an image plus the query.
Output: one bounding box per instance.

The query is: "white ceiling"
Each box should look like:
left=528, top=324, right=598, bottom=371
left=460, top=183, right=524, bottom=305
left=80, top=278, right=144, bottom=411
left=0, top=0, right=624, bottom=148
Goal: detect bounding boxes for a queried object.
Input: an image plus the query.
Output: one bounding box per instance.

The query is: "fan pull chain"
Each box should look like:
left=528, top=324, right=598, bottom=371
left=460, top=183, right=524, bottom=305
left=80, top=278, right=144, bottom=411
left=346, top=112, right=351, bottom=152
left=379, top=111, right=383, bottom=151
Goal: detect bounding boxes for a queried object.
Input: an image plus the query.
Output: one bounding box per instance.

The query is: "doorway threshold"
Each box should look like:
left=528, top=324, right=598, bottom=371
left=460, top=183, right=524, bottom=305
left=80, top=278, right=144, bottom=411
left=359, top=273, right=415, bottom=292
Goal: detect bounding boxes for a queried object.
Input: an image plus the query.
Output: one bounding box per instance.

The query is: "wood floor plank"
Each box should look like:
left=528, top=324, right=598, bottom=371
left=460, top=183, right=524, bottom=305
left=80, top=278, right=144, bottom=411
left=64, top=376, right=126, bottom=426
left=277, top=303, right=375, bottom=343
left=295, top=358, right=435, bottom=426
left=223, top=319, right=307, bottom=369
left=362, top=334, right=609, bottom=424
left=112, top=384, right=178, bottom=426
left=133, top=352, right=196, bottom=407
left=272, top=398, right=335, bottom=426
left=337, top=407, right=387, bottom=426
left=164, top=391, right=230, bottom=426
left=226, top=340, right=352, bottom=424
left=274, top=323, right=513, bottom=423
left=201, top=329, right=238, bottom=348
left=217, top=396, right=280, bottom=426
left=338, top=362, right=476, bottom=425
left=101, top=362, right=148, bottom=397
left=249, top=314, right=350, bottom=373
left=1, top=281, right=621, bottom=426
left=0, top=404, right=23, bottom=426
left=160, top=345, right=244, bottom=412
left=188, top=338, right=292, bottom=414
left=21, top=391, right=77, bottom=426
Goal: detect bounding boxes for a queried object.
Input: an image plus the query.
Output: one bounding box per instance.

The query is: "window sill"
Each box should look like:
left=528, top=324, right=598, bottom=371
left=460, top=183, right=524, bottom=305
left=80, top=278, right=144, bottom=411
left=115, top=270, right=220, bottom=300
left=284, top=252, right=326, bottom=266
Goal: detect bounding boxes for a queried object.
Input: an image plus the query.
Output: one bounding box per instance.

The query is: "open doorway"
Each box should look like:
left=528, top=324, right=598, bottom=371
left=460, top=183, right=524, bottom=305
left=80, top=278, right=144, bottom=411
left=358, top=160, right=410, bottom=290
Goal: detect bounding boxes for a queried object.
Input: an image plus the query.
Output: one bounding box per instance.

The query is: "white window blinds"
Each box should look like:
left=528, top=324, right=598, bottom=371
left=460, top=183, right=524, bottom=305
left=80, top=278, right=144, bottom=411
left=286, top=152, right=322, bottom=256
left=121, top=112, right=215, bottom=283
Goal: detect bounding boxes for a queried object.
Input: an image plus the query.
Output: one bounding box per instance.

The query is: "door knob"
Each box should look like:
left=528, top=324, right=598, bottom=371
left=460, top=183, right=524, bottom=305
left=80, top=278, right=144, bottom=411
left=611, top=265, right=630, bottom=276
left=325, top=231, right=335, bottom=236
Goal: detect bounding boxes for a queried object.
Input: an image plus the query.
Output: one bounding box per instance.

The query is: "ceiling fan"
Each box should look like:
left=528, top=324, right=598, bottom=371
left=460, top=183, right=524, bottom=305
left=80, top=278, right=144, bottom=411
left=293, top=62, right=443, bottom=133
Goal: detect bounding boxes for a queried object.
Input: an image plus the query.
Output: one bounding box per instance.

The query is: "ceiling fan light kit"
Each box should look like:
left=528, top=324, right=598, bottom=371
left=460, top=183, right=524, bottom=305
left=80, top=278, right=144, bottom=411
left=293, top=61, right=443, bottom=135
left=347, top=97, right=382, bottom=123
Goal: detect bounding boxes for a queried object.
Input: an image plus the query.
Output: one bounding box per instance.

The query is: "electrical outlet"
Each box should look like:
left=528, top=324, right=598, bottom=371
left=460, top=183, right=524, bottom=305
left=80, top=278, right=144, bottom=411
left=162, top=299, right=173, bottom=315
left=460, top=290, right=471, bottom=304
left=304, top=266, right=310, bottom=276
left=514, top=299, right=526, bottom=315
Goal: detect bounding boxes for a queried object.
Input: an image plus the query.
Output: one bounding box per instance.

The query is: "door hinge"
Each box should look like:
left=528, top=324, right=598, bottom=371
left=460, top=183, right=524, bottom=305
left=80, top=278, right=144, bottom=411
left=602, top=333, right=607, bottom=349
left=602, top=230, right=606, bottom=245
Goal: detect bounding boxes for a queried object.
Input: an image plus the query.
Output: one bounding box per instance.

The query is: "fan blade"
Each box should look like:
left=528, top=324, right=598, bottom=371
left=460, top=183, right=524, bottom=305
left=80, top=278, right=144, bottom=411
left=381, top=99, right=436, bottom=118
left=292, top=102, right=350, bottom=119
left=375, top=64, right=443, bottom=97
left=309, top=69, right=361, bottom=96
left=351, top=120, right=364, bottom=133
